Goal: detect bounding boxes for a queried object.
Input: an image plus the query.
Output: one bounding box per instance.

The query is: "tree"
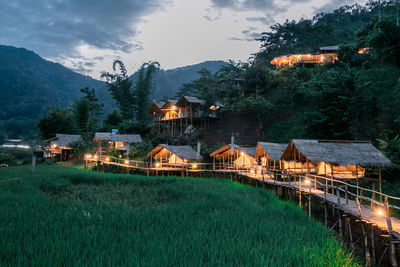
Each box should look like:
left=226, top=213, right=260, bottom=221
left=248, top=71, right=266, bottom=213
left=356, top=16, right=400, bottom=66
left=101, top=60, right=135, bottom=120
left=80, top=87, right=103, bottom=132
left=73, top=98, right=90, bottom=136
left=135, top=62, right=160, bottom=124
left=102, top=109, right=124, bottom=131
left=37, top=108, right=75, bottom=139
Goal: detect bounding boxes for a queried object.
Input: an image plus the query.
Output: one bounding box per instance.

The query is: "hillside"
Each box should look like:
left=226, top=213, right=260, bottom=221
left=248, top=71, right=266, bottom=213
left=0, top=45, right=226, bottom=139
left=0, top=45, right=108, bottom=138
left=130, top=60, right=227, bottom=99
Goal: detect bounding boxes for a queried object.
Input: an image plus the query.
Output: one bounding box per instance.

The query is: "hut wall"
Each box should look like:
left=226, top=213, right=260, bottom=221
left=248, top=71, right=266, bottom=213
left=168, top=154, right=186, bottom=164
left=283, top=161, right=317, bottom=174
left=234, top=154, right=256, bottom=168
left=317, top=162, right=365, bottom=179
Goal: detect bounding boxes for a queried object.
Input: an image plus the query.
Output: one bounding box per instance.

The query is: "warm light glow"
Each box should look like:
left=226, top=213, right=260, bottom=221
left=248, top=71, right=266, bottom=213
left=250, top=169, right=255, bottom=174
left=376, top=208, right=385, bottom=217
left=320, top=55, right=324, bottom=61
left=192, top=164, right=197, bottom=169
left=305, top=179, right=311, bottom=185
left=85, top=154, right=92, bottom=159
left=105, top=157, right=110, bottom=161
left=52, top=144, right=57, bottom=148
left=119, top=155, right=122, bottom=158
left=93, top=155, right=98, bottom=159
left=156, top=163, right=160, bottom=167
left=124, top=160, right=129, bottom=164
left=172, top=106, right=176, bottom=111
left=240, top=152, right=244, bottom=156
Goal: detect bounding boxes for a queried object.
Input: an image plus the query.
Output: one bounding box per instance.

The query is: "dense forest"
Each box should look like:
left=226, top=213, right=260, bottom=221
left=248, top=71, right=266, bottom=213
left=33, top=1, right=400, bottom=174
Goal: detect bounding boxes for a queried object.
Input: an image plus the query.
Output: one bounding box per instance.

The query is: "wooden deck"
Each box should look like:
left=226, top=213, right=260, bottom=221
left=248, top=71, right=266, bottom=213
left=245, top=173, right=400, bottom=239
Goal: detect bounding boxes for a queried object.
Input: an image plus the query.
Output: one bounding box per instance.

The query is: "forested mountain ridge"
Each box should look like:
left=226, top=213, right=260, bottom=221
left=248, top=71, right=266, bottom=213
left=0, top=45, right=226, bottom=139
left=0, top=45, right=107, bottom=138
left=130, top=60, right=226, bottom=99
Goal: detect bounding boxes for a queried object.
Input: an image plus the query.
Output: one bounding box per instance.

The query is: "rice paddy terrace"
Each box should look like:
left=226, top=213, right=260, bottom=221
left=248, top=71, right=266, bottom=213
left=0, top=165, right=358, bottom=266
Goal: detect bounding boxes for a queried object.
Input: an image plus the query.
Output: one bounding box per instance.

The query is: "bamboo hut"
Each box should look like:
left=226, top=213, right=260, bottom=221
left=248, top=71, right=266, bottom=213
left=149, top=100, right=165, bottom=121
left=281, top=139, right=391, bottom=179
left=94, top=133, right=142, bottom=157
left=150, top=96, right=224, bottom=137
left=210, top=144, right=257, bottom=170
left=45, top=134, right=82, bottom=161
left=147, top=144, right=201, bottom=167
left=256, top=142, right=287, bottom=170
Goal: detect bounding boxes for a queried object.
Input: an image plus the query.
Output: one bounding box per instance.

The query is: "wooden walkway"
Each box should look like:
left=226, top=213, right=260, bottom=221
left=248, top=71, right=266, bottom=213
left=245, top=173, right=400, bottom=239
left=88, top=156, right=400, bottom=240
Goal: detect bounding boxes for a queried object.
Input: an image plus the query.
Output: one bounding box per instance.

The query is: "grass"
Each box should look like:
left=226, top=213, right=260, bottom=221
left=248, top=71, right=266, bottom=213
left=0, top=165, right=358, bottom=266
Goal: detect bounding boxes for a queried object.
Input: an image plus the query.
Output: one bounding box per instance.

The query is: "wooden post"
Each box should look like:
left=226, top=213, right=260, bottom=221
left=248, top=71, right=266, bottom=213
left=385, top=196, right=398, bottom=267
left=371, top=227, right=376, bottom=266
left=338, top=209, right=343, bottom=240
left=361, top=224, right=371, bottom=267
left=330, top=164, right=334, bottom=195
left=336, top=186, right=341, bottom=206
left=308, top=183, right=311, bottom=217
left=372, top=182, right=376, bottom=208
left=213, top=156, right=215, bottom=171
left=324, top=202, right=328, bottom=226
left=347, top=217, right=354, bottom=249
left=379, top=167, right=382, bottom=202
left=31, top=154, right=36, bottom=176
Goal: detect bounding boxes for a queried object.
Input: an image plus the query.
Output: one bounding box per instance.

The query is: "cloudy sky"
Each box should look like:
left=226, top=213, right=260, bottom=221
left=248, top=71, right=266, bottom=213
left=0, top=0, right=364, bottom=79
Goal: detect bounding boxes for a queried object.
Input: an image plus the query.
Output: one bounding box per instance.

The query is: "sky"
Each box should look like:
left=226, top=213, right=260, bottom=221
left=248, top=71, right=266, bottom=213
left=0, top=0, right=365, bottom=79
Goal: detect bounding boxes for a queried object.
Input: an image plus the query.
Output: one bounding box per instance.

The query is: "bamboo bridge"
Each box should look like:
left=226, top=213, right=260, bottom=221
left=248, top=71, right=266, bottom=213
left=86, top=155, right=400, bottom=266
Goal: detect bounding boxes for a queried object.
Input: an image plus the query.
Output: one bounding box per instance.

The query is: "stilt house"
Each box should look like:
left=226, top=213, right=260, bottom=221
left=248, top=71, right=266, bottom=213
left=147, top=144, right=201, bottom=166
left=210, top=144, right=257, bottom=170
left=45, top=134, right=82, bottom=161
left=256, top=142, right=287, bottom=170
left=271, top=46, right=339, bottom=69
left=94, top=133, right=142, bottom=157
left=150, top=95, right=224, bottom=137
left=281, top=140, right=392, bottom=179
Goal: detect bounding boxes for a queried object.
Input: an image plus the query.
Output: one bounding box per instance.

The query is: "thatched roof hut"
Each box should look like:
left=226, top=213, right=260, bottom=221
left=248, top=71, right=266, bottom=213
left=149, top=100, right=165, bottom=114
left=256, top=142, right=287, bottom=161
left=94, top=133, right=142, bottom=143
left=161, top=100, right=178, bottom=110
left=210, top=144, right=256, bottom=158
left=46, top=134, right=82, bottom=148
left=176, top=96, right=205, bottom=107
left=148, top=144, right=201, bottom=164
left=210, top=144, right=257, bottom=168
left=281, top=139, right=391, bottom=167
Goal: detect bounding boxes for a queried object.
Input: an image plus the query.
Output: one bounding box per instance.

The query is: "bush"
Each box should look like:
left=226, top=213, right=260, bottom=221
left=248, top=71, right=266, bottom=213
left=129, top=141, right=152, bottom=160
left=0, top=148, right=32, bottom=165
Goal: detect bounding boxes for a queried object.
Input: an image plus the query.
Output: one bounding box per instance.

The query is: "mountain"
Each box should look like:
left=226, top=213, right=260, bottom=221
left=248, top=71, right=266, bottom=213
left=130, top=60, right=227, bottom=99
left=0, top=45, right=226, bottom=139
left=0, top=45, right=108, bottom=139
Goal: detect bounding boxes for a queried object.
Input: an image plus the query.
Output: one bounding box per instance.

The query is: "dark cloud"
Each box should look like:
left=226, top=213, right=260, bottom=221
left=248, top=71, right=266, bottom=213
left=210, top=0, right=310, bottom=12
left=0, top=0, right=168, bottom=58
left=204, top=8, right=222, bottom=21
left=246, top=16, right=275, bottom=25
left=228, top=27, right=261, bottom=42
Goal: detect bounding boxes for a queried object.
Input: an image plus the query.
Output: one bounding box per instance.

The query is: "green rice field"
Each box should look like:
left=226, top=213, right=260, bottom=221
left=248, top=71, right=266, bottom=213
left=0, top=165, right=358, bottom=266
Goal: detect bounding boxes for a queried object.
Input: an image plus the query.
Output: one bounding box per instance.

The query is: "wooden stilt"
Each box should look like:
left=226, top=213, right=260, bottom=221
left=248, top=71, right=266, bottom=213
left=371, top=227, right=376, bottom=266
left=347, top=217, right=354, bottom=249
left=338, top=209, right=343, bottom=240
left=361, top=224, right=371, bottom=267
